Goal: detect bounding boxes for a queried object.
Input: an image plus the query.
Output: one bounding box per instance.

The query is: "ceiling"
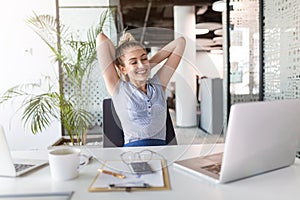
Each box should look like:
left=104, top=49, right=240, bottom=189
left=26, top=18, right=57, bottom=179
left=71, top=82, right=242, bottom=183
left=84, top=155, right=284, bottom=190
left=118, top=0, right=223, bottom=51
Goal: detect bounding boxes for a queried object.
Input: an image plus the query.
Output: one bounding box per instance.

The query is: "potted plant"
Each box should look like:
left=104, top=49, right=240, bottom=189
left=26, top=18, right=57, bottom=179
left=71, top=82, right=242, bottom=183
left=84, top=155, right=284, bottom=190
left=0, top=9, right=112, bottom=145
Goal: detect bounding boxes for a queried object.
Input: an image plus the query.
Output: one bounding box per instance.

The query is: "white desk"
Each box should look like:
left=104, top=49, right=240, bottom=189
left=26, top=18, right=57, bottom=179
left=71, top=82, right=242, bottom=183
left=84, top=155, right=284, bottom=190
left=1, top=144, right=300, bottom=200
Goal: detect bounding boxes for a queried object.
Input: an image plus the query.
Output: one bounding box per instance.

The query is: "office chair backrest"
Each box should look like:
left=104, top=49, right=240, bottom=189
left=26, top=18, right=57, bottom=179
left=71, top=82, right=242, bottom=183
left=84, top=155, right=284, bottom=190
left=102, top=98, right=177, bottom=147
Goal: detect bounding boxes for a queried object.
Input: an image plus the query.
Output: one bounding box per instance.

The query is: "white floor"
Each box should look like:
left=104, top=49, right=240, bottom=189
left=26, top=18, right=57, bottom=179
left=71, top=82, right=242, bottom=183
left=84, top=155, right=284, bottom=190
left=174, top=126, right=224, bottom=145
left=169, top=109, right=224, bottom=144
left=170, top=109, right=224, bottom=145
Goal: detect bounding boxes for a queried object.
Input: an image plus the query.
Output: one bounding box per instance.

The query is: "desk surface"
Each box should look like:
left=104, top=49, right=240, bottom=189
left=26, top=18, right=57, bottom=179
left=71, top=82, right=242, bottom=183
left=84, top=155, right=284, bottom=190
left=1, top=144, right=300, bottom=200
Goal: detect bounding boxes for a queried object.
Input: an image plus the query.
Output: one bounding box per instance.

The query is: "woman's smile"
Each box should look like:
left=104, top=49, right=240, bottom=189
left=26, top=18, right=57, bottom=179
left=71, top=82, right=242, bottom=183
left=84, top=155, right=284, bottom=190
left=135, top=68, right=148, bottom=75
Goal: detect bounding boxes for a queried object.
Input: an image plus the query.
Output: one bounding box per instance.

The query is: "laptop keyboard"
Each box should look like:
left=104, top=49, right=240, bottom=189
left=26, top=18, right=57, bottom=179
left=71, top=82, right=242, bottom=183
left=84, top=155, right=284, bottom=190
left=14, top=164, right=34, bottom=172
left=202, top=163, right=222, bottom=175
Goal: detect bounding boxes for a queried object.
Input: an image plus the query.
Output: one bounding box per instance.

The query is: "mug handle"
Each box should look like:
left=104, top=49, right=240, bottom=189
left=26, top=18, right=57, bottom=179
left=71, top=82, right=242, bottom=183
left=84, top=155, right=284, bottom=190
left=79, top=153, right=93, bottom=168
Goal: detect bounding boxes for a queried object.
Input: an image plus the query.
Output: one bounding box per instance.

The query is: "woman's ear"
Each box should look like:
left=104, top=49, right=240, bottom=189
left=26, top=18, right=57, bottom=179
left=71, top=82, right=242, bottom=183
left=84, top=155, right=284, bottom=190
left=119, top=65, right=127, bottom=75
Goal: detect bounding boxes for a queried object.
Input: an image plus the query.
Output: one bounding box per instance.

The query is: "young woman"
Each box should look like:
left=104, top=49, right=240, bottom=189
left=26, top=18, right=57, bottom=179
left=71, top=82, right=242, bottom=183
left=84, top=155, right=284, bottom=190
left=96, top=32, right=186, bottom=147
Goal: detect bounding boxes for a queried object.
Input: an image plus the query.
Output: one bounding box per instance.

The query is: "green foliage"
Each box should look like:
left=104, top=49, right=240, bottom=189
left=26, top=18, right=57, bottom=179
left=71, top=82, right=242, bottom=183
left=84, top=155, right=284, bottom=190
left=0, top=9, right=113, bottom=145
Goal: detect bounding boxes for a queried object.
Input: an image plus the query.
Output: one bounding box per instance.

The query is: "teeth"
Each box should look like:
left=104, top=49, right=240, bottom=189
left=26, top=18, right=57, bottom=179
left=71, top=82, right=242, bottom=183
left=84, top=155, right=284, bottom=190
left=136, top=70, right=146, bottom=74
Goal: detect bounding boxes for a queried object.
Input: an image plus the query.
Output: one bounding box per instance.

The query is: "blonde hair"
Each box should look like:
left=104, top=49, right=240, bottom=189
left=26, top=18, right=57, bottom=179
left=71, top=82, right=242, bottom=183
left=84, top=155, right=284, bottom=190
left=115, top=31, right=146, bottom=67
left=118, top=32, right=136, bottom=46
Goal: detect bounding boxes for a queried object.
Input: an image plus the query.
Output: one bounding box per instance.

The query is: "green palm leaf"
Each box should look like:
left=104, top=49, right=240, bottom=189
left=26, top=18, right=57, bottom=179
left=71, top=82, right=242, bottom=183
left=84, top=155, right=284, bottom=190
left=0, top=8, right=113, bottom=145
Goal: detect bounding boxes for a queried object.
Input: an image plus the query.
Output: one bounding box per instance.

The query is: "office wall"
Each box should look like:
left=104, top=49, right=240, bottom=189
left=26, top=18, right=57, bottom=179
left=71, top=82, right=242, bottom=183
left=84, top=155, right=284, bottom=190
left=0, top=0, right=61, bottom=150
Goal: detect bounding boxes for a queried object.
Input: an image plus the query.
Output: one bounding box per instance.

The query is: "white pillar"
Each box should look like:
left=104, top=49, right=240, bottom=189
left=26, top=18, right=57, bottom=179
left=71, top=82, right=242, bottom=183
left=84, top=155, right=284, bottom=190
left=173, top=6, right=197, bottom=127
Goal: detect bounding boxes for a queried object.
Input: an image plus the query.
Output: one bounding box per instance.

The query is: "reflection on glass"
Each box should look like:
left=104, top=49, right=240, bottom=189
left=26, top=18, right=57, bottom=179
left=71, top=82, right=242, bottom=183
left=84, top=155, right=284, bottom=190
left=229, top=0, right=260, bottom=103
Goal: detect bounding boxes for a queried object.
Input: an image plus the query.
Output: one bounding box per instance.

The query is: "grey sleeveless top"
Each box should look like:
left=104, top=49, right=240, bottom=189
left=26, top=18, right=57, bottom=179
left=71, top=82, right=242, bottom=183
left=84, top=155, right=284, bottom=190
left=112, top=74, right=167, bottom=144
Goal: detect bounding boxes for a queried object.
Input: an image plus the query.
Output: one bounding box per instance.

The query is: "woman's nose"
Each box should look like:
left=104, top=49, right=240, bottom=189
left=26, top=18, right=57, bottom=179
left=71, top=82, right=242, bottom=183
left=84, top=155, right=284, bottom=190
left=137, top=60, right=144, bottom=67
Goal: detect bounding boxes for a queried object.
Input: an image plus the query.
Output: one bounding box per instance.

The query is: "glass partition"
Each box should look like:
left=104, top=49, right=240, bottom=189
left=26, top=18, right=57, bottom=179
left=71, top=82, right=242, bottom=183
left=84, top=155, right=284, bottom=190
left=56, top=1, right=118, bottom=138
left=228, top=0, right=261, bottom=105
left=263, top=0, right=300, bottom=100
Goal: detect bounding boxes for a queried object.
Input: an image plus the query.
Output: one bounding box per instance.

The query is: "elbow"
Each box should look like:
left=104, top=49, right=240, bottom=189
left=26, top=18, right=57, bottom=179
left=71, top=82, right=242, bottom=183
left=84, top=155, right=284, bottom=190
left=96, top=33, right=107, bottom=46
left=97, top=32, right=106, bottom=39
left=179, top=36, right=186, bottom=43
left=178, top=36, right=186, bottom=48
left=176, top=37, right=186, bottom=52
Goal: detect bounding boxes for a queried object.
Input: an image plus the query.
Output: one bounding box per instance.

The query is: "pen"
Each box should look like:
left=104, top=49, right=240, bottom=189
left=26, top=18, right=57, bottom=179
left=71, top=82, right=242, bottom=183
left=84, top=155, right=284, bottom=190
left=98, top=169, right=126, bottom=179
left=109, top=183, right=150, bottom=192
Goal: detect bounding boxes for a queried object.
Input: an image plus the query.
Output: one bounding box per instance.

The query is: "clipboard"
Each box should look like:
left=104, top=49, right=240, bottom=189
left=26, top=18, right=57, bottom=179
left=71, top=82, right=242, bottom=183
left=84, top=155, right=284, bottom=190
left=88, top=159, right=170, bottom=192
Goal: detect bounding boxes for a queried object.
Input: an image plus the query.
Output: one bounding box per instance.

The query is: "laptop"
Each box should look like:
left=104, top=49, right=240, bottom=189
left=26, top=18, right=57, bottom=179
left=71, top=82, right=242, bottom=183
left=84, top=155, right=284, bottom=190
left=174, top=99, right=300, bottom=183
left=0, top=125, right=48, bottom=177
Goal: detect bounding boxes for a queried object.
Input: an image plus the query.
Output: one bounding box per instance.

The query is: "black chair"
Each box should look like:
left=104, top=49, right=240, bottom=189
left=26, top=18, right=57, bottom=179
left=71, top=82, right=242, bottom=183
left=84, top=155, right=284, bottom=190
left=102, top=98, right=177, bottom=147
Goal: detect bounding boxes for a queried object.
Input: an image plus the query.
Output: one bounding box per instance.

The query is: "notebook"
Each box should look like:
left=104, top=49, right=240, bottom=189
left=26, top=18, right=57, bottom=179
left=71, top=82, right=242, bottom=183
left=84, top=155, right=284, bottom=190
left=174, top=99, right=300, bottom=183
left=0, top=125, right=48, bottom=177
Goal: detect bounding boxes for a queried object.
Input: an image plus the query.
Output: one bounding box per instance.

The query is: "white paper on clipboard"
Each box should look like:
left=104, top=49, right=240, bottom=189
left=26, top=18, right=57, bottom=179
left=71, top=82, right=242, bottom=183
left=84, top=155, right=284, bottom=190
left=91, top=159, right=165, bottom=188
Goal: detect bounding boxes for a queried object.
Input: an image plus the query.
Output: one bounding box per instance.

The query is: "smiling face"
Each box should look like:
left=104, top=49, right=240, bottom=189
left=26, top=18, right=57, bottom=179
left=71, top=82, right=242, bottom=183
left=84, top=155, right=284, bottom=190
left=119, top=46, right=150, bottom=87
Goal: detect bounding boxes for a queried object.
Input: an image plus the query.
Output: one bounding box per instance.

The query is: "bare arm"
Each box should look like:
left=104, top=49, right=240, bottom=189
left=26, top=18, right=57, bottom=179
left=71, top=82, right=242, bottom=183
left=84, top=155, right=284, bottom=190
left=96, top=33, right=120, bottom=96
left=149, top=37, right=186, bottom=90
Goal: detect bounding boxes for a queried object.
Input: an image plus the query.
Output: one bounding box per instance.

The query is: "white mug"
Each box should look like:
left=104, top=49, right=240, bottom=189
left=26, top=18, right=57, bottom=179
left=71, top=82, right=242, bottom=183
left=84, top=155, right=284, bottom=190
left=48, top=148, right=81, bottom=181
